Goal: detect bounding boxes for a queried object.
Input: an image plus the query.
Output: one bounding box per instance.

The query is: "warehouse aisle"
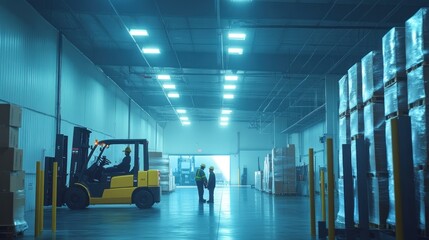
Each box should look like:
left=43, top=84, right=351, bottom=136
left=23, top=187, right=317, bottom=240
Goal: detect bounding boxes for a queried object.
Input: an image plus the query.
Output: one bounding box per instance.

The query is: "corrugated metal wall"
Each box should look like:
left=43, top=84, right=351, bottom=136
left=0, top=0, right=164, bottom=211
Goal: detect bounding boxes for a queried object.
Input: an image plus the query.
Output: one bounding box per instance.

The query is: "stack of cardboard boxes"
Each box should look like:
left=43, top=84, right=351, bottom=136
left=0, top=104, right=27, bottom=234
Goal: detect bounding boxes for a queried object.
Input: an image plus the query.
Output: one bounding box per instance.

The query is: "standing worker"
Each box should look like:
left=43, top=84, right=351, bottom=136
left=207, top=166, right=216, bottom=203
left=195, top=163, right=207, bottom=203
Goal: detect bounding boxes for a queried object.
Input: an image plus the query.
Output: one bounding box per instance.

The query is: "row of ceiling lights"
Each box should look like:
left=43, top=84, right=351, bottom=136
left=220, top=32, right=246, bottom=126
left=128, top=28, right=246, bottom=126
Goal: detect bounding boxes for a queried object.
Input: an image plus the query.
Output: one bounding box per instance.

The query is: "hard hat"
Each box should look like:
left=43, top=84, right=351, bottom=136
left=200, top=163, right=206, bottom=168
left=123, top=146, right=132, bottom=153
left=209, top=166, right=214, bottom=170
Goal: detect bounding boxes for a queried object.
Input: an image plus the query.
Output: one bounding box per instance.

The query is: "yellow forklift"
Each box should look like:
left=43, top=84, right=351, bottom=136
left=53, top=127, right=161, bottom=209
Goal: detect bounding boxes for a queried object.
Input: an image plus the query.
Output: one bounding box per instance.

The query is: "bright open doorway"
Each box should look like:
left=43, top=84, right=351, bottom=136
left=169, top=155, right=230, bottom=186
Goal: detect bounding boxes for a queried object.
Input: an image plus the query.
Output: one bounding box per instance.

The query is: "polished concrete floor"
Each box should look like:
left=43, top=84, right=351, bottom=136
left=20, top=187, right=320, bottom=239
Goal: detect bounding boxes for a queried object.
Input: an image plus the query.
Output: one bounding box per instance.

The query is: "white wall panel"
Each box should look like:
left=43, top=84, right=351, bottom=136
left=0, top=0, right=57, bottom=115
left=114, top=90, right=129, bottom=139
left=61, top=39, right=117, bottom=137
left=20, top=106, right=56, bottom=173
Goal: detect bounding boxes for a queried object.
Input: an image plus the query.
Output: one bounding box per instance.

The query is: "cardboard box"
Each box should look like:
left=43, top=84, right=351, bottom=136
left=0, top=125, right=19, bottom=148
left=0, top=191, right=26, bottom=226
left=0, top=148, right=23, bottom=171
left=0, top=170, right=25, bottom=192
left=0, top=104, right=22, bottom=128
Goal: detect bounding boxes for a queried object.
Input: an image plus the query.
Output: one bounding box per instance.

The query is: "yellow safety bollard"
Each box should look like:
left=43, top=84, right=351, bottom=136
left=309, top=148, right=315, bottom=237
left=391, top=118, right=404, bottom=239
left=35, top=161, right=40, bottom=237
left=321, top=169, right=326, bottom=221
left=52, top=162, right=58, bottom=232
left=327, top=138, right=335, bottom=240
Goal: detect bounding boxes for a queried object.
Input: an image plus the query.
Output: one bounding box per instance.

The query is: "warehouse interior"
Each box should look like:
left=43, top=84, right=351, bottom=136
left=1, top=0, right=429, bottom=239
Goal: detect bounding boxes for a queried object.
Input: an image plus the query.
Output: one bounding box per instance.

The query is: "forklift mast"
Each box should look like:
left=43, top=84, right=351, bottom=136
left=69, top=127, right=91, bottom=186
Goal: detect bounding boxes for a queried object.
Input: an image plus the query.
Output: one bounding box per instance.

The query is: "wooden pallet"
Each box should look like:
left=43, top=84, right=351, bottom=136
left=409, top=98, right=426, bottom=110
left=385, top=110, right=408, bottom=120
left=407, top=61, right=429, bottom=73
left=384, top=74, right=407, bottom=88
left=350, top=104, right=363, bottom=113
left=351, top=134, right=364, bottom=141
left=339, top=110, right=350, bottom=118
left=367, top=172, right=389, bottom=177
left=363, top=95, right=384, bottom=106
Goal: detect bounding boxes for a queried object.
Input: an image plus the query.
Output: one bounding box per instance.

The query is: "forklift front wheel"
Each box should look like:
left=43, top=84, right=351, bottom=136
left=133, top=189, right=154, bottom=209
left=65, top=187, right=89, bottom=210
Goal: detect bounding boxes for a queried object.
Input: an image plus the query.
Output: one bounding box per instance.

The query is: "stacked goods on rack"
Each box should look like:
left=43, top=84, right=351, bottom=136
left=362, top=51, right=389, bottom=227
left=406, top=8, right=429, bottom=233
left=0, top=104, right=27, bottom=235
left=337, top=74, right=351, bottom=225
left=271, top=145, right=295, bottom=195
left=262, top=153, right=272, bottom=193
left=254, top=171, right=262, bottom=191
left=149, top=152, right=175, bottom=192
left=348, top=63, right=365, bottom=224
left=382, top=27, right=408, bottom=228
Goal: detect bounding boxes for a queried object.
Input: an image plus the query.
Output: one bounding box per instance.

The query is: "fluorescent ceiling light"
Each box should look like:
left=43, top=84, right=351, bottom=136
left=223, top=94, right=234, bottom=99
left=228, top=33, right=246, bottom=40
left=168, top=92, right=180, bottom=98
left=225, top=75, right=238, bottom=81
left=129, top=29, right=148, bottom=36
left=182, top=121, right=191, bottom=126
left=220, top=122, right=229, bottom=126
left=220, top=117, right=229, bottom=121
left=222, top=109, right=232, bottom=114
left=228, top=48, right=243, bottom=55
left=180, top=116, right=189, bottom=121
left=142, top=48, right=160, bottom=54
left=163, top=84, right=176, bottom=89
left=224, top=84, right=236, bottom=90
left=157, top=75, right=171, bottom=80
left=176, top=109, right=187, bottom=114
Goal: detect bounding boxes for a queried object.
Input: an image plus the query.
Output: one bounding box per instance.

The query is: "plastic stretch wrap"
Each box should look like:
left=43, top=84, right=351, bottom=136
left=350, top=109, right=364, bottom=137
left=271, top=146, right=295, bottom=194
left=362, top=51, right=384, bottom=102
left=410, top=105, right=429, bottom=167
left=416, top=169, right=429, bottom=230
left=408, top=65, right=429, bottom=105
left=384, top=81, right=408, bottom=117
left=351, top=140, right=357, bottom=177
left=263, top=154, right=272, bottom=192
left=385, top=121, right=396, bottom=225
left=410, top=104, right=429, bottom=229
left=353, top=178, right=359, bottom=224
left=364, top=103, right=387, bottom=172
left=348, top=63, right=363, bottom=109
left=339, top=116, right=351, bottom=176
left=406, top=8, right=429, bottom=70
left=368, top=176, right=389, bottom=226
left=336, top=178, right=346, bottom=225
left=339, top=75, right=349, bottom=114
left=382, top=27, right=406, bottom=84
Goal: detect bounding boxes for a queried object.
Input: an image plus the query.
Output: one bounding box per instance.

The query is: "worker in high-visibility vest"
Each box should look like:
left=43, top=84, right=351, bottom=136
left=195, top=163, right=207, bottom=203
